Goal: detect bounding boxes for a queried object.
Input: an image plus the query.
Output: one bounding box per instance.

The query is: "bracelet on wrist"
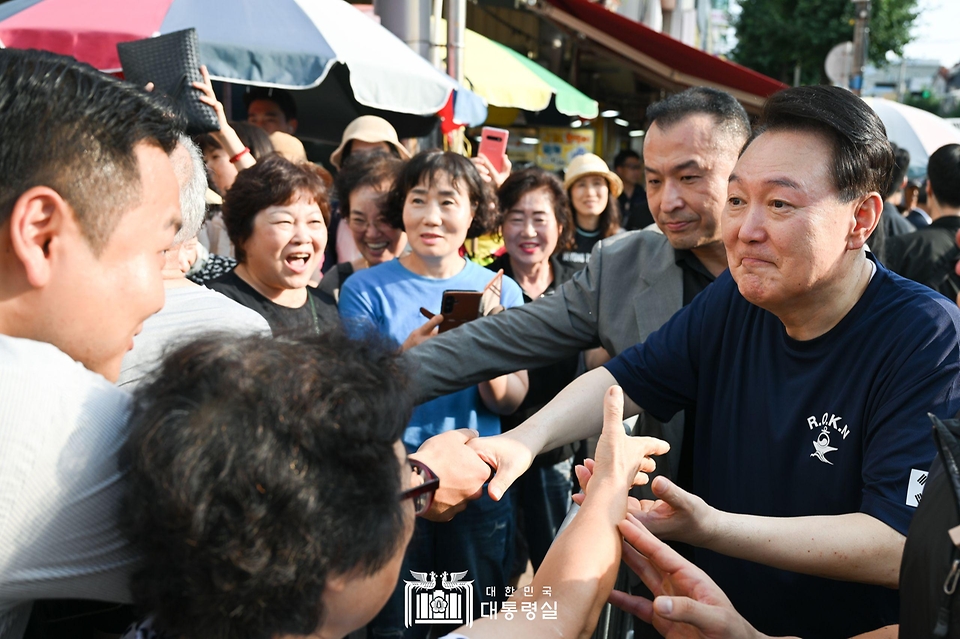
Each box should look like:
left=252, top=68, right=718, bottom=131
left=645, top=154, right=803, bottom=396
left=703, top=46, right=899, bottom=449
left=229, top=147, right=251, bottom=163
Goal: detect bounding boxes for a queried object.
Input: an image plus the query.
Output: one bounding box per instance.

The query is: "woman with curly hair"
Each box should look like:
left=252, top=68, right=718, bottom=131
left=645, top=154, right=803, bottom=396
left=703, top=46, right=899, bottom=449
left=206, top=154, right=338, bottom=335
left=339, top=150, right=528, bottom=639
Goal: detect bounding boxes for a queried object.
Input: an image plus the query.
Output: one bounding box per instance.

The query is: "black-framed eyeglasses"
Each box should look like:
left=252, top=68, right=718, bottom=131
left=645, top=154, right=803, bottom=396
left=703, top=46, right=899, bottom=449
left=400, top=459, right=440, bottom=517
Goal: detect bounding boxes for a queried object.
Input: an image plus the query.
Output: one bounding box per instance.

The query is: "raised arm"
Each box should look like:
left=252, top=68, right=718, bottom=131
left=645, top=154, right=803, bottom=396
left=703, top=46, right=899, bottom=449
left=456, top=387, right=669, bottom=639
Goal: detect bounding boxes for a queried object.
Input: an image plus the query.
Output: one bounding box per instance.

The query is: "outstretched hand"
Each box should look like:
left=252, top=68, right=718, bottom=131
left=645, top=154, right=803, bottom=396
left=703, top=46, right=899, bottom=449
left=467, top=431, right=537, bottom=501
left=412, top=429, right=492, bottom=522
left=611, top=516, right=766, bottom=639
left=628, top=476, right=718, bottom=547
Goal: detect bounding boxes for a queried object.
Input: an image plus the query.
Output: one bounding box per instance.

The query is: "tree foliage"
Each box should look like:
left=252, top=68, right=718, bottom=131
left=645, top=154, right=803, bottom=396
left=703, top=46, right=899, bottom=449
left=732, top=0, right=919, bottom=85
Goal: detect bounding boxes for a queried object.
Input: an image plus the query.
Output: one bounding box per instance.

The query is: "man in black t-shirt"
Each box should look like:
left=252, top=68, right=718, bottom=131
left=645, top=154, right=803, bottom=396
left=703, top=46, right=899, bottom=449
left=470, top=87, right=960, bottom=637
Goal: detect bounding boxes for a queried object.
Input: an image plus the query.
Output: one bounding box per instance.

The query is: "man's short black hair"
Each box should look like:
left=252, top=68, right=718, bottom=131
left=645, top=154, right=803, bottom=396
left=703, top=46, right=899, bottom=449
left=645, top=87, right=751, bottom=146
left=121, top=329, right=411, bottom=639
left=243, top=86, right=298, bottom=122
left=0, top=49, right=181, bottom=253
left=885, top=142, right=911, bottom=199
left=613, top=149, right=641, bottom=168
left=745, top=85, right=894, bottom=203
left=927, top=144, right=960, bottom=209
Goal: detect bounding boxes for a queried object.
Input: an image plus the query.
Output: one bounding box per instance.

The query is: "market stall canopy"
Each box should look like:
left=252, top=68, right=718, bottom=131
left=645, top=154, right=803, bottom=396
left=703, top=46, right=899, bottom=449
left=862, top=97, right=960, bottom=179
left=0, top=0, right=487, bottom=138
left=533, top=0, right=787, bottom=113
left=435, top=21, right=597, bottom=119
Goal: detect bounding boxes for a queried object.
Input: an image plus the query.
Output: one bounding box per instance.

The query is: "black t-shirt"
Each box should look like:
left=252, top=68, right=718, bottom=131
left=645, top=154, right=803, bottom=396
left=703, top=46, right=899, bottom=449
left=671, top=249, right=716, bottom=494
left=606, top=259, right=960, bottom=637
left=206, top=269, right=339, bottom=336
left=559, top=226, right=603, bottom=269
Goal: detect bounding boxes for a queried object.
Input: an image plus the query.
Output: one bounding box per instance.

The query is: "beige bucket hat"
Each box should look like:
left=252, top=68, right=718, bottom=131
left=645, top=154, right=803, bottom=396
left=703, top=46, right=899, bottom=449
left=329, top=115, right=412, bottom=169
left=269, top=131, right=308, bottom=163
left=562, top=153, right=624, bottom=198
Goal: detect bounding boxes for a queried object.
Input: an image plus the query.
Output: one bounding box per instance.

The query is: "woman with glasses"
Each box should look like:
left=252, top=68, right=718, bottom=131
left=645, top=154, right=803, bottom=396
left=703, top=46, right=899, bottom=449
left=339, top=150, right=528, bottom=639
left=319, top=151, right=406, bottom=304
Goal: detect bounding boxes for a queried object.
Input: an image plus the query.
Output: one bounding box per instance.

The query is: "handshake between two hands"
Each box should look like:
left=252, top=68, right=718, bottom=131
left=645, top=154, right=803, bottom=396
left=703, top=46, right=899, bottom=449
left=411, top=385, right=668, bottom=521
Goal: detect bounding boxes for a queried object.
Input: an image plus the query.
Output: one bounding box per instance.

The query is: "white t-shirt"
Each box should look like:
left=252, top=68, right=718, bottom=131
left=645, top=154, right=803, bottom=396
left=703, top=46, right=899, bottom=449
left=118, top=284, right=271, bottom=389
left=0, top=335, right=136, bottom=639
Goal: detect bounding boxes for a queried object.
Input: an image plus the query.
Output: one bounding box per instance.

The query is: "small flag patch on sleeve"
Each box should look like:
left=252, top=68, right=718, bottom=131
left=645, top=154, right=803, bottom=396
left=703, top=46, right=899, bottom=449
left=906, top=468, right=928, bottom=508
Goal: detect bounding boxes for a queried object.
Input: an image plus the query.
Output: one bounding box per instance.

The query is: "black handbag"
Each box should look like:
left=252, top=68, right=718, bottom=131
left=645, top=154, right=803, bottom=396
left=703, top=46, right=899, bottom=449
left=117, top=28, right=220, bottom=135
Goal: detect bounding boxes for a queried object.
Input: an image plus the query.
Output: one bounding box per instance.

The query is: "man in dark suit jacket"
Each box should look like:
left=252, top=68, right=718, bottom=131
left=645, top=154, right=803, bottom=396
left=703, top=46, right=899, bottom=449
left=406, top=87, right=750, bottom=501
left=885, top=144, right=960, bottom=300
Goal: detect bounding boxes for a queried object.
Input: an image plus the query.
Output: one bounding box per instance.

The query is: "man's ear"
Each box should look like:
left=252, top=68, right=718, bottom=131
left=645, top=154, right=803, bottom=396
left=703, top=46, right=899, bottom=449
left=8, top=186, right=72, bottom=288
left=323, top=571, right=349, bottom=593
left=849, top=192, right=883, bottom=250
left=287, top=118, right=299, bottom=135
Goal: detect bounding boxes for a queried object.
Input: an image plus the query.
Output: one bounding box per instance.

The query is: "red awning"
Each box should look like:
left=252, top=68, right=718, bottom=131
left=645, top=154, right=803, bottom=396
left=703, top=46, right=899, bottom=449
left=537, top=0, right=787, bottom=111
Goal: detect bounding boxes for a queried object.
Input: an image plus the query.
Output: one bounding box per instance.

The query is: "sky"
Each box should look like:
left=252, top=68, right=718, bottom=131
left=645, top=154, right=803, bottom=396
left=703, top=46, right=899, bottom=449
left=902, top=0, right=960, bottom=67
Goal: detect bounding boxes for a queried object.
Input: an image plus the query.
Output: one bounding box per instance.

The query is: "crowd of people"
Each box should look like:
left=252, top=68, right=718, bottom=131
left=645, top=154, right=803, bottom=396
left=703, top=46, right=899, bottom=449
left=4, top=45, right=960, bottom=639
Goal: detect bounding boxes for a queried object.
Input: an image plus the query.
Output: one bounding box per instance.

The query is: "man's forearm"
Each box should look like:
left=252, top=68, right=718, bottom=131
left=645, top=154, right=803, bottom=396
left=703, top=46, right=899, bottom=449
left=707, top=512, right=904, bottom=588
left=513, top=367, right=640, bottom=456
left=407, top=267, right=605, bottom=404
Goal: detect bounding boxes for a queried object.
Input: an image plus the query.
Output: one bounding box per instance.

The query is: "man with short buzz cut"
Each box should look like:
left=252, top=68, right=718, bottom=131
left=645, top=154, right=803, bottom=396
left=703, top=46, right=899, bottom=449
left=0, top=49, right=182, bottom=638
left=473, top=85, right=960, bottom=637
left=885, top=144, right=960, bottom=301
left=406, top=87, right=750, bottom=498
left=613, top=148, right=653, bottom=230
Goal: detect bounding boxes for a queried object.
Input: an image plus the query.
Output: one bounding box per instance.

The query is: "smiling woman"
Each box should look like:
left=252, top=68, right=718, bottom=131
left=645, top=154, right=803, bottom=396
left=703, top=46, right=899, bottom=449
left=339, top=150, right=528, bottom=639
left=206, top=155, right=339, bottom=335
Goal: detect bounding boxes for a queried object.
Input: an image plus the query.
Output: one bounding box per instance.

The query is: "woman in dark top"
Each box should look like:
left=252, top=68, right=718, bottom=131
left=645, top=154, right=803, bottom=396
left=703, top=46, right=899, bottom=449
left=487, top=167, right=583, bottom=574
left=560, top=153, right=623, bottom=268
left=319, top=151, right=406, bottom=303
left=207, top=155, right=338, bottom=335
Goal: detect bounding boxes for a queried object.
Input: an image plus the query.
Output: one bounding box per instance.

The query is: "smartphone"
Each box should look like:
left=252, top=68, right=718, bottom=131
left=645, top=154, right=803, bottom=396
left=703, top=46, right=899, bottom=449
left=437, top=290, right=483, bottom=333
left=478, top=127, right=509, bottom=173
